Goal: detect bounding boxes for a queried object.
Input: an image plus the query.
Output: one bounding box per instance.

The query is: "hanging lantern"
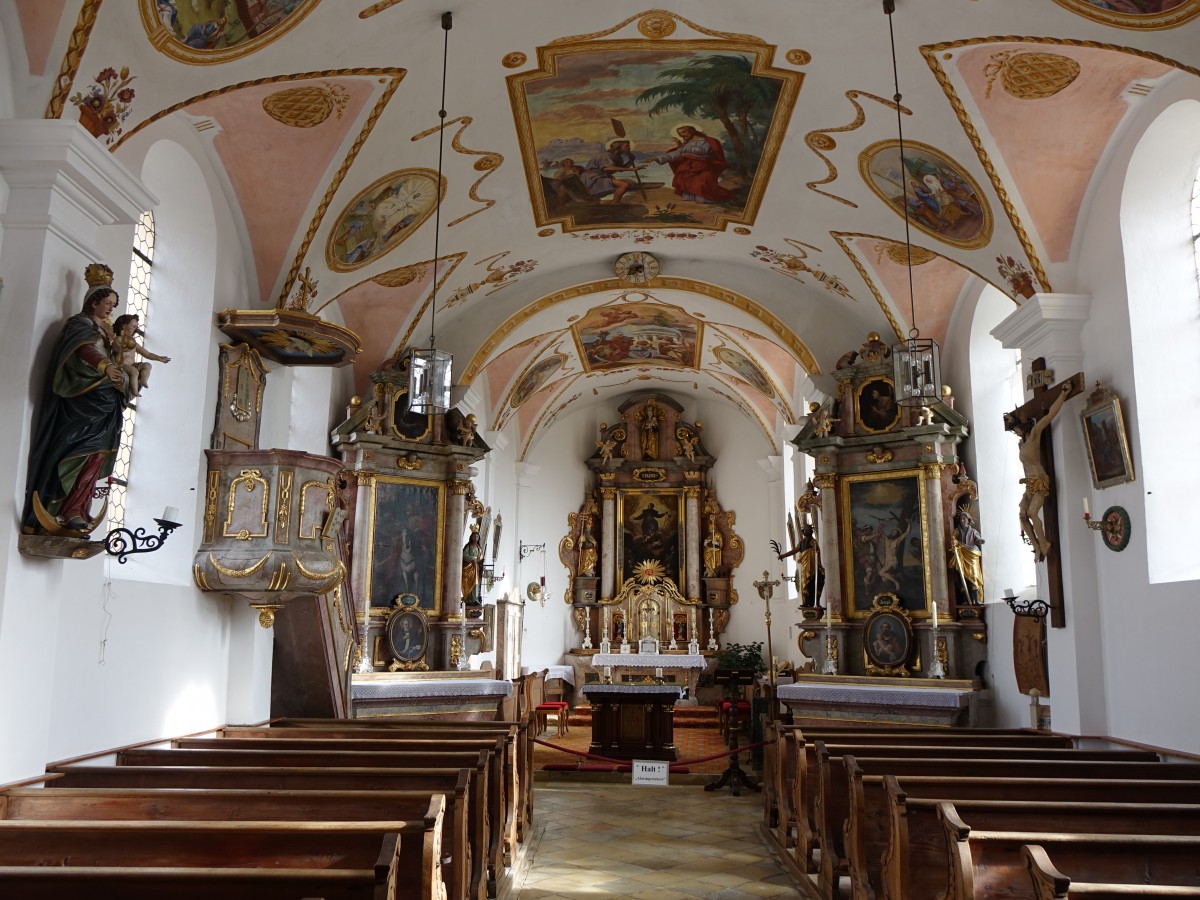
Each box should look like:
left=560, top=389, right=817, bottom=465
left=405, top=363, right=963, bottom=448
left=893, top=335, right=941, bottom=408
left=408, top=347, right=453, bottom=415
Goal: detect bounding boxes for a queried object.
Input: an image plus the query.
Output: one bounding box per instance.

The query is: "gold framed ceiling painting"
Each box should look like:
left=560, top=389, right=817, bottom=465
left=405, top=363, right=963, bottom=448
left=859, top=140, right=994, bottom=250
left=141, top=0, right=320, bottom=64
left=1050, top=0, right=1200, bottom=29
left=509, top=40, right=801, bottom=232
left=326, top=169, right=445, bottom=272
left=573, top=302, right=701, bottom=373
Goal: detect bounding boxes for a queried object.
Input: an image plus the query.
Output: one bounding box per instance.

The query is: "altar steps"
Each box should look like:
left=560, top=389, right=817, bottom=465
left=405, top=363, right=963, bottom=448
left=567, top=704, right=721, bottom=729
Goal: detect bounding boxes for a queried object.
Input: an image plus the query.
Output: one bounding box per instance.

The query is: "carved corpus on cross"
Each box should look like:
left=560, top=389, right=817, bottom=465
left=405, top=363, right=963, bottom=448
left=1003, top=358, right=1084, bottom=628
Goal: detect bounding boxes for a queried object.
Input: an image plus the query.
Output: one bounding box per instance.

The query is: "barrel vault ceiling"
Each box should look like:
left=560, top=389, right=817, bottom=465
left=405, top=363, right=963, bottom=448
left=10, top=1, right=1199, bottom=455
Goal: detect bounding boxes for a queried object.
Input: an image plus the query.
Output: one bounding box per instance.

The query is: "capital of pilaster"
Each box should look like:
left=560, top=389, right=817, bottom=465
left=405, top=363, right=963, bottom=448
left=991, top=293, right=1091, bottom=374
left=517, top=463, right=541, bottom=488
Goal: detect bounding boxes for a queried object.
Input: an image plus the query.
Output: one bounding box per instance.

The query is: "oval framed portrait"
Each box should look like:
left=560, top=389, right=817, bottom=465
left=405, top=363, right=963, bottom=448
left=1051, top=0, right=1200, bottom=30
left=386, top=608, right=428, bottom=664
left=863, top=603, right=914, bottom=674
left=140, top=0, right=320, bottom=65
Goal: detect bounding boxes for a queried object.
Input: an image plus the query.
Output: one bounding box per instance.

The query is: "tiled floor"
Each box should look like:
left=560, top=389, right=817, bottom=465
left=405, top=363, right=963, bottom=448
left=514, top=781, right=799, bottom=899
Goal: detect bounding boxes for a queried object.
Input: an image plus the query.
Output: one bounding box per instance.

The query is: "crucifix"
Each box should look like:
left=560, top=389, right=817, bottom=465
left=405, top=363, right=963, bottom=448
left=1002, top=358, right=1084, bottom=629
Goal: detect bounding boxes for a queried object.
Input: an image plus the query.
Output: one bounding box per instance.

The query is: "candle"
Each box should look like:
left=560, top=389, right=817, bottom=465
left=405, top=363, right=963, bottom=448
left=655, top=667, right=663, bottom=679
left=1003, top=587, right=1016, bottom=599
left=932, top=601, right=938, bottom=629
left=1082, top=497, right=1090, bottom=517
left=161, top=506, right=180, bottom=522
left=825, top=603, right=832, bottom=626
left=604, top=666, right=611, bottom=678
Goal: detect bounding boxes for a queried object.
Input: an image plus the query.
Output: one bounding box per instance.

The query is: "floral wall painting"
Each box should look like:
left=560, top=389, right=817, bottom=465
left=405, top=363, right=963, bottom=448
left=1050, top=0, right=1200, bottom=29
left=326, top=169, right=445, bottom=272
left=70, top=67, right=137, bottom=145
left=509, top=42, right=800, bottom=232
left=573, top=302, right=701, bottom=373
left=141, top=0, right=321, bottom=64
left=713, top=345, right=776, bottom=399
left=510, top=354, right=566, bottom=409
left=859, top=139, right=993, bottom=250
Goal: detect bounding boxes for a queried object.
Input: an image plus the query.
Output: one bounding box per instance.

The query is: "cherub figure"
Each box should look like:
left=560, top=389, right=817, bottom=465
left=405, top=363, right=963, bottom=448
left=808, top=401, right=837, bottom=437
left=111, top=314, right=170, bottom=398
left=456, top=413, right=478, bottom=446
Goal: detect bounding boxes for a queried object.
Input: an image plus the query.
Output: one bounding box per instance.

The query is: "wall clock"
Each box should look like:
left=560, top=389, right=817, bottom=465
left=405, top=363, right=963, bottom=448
left=613, top=251, right=660, bottom=285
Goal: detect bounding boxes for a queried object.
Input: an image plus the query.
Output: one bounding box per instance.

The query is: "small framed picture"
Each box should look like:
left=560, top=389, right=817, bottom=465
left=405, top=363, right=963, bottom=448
left=862, top=593, right=917, bottom=675
left=386, top=607, right=429, bottom=669
left=1079, top=385, right=1134, bottom=490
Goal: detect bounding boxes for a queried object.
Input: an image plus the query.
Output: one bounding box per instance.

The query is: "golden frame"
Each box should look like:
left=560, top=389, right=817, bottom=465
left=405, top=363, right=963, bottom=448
left=1050, top=0, right=1200, bottom=30
left=386, top=603, right=431, bottom=672
left=858, top=138, right=994, bottom=250
left=862, top=593, right=920, bottom=677
left=1079, top=385, right=1135, bottom=490
left=139, top=0, right=321, bottom=66
left=839, top=469, right=933, bottom=618
left=365, top=475, right=445, bottom=614
left=855, top=376, right=901, bottom=433
left=223, top=468, right=270, bottom=540
left=507, top=37, right=801, bottom=234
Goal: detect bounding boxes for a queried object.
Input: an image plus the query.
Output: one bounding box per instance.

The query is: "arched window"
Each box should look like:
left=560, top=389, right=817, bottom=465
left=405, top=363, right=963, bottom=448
left=1192, top=164, right=1200, bottom=288
left=107, top=210, right=155, bottom=529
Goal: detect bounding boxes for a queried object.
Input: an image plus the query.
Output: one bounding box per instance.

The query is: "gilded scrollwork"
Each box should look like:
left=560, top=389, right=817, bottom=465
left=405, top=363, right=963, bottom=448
left=224, top=469, right=270, bottom=540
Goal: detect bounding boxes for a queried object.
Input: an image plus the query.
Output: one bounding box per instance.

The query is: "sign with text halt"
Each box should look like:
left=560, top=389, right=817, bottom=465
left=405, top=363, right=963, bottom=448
left=631, top=759, right=669, bottom=786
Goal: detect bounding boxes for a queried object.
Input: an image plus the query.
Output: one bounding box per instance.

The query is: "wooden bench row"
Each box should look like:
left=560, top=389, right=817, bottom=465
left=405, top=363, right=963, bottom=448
left=0, top=670, right=549, bottom=900
left=758, top=722, right=1200, bottom=898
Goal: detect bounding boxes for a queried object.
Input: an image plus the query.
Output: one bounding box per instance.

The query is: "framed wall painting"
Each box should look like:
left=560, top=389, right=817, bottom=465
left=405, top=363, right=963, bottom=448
left=366, top=476, right=444, bottom=612
left=862, top=594, right=918, bottom=676
left=840, top=469, right=932, bottom=615
left=856, top=376, right=900, bottom=433
left=1079, top=385, right=1134, bottom=489
left=386, top=601, right=430, bottom=671
left=617, top=489, right=684, bottom=588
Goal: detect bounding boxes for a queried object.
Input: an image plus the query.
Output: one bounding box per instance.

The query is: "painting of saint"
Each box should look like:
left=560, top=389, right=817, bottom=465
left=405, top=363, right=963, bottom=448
left=510, top=355, right=565, bottom=409
left=857, top=377, right=900, bottom=433
left=1051, top=0, right=1199, bottom=27
left=575, top=303, right=701, bottom=373
left=714, top=346, right=776, bottom=399
left=387, top=609, right=428, bottom=663
left=509, top=44, right=799, bottom=231
left=142, top=0, right=319, bottom=61
left=368, top=478, right=444, bottom=610
left=327, top=170, right=443, bottom=271
left=841, top=473, right=930, bottom=613
left=860, top=140, right=993, bottom=250
left=619, top=491, right=683, bottom=586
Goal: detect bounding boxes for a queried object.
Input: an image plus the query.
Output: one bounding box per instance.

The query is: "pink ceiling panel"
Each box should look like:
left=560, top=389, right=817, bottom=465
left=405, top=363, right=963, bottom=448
left=335, top=267, right=435, bottom=397
left=856, top=238, right=968, bottom=348
left=15, top=0, right=65, bottom=76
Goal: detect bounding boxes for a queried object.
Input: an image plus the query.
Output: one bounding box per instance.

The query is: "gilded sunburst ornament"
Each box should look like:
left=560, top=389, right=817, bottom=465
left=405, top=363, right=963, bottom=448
left=633, top=559, right=666, bottom=583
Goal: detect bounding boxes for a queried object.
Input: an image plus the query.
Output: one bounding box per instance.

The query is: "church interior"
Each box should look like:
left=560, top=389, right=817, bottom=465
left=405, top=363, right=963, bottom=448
left=2, top=0, right=1200, bottom=896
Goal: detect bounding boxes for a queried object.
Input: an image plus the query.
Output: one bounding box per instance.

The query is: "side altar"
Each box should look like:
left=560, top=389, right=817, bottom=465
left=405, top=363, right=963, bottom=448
left=787, top=334, right=987, bottom=685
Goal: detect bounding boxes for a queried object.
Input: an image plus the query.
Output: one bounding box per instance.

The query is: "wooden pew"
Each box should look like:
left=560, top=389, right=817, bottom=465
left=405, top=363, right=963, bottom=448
left=212, top=725, right=523, bottom=863
left=880, top=788, right=1200, bottom=899
left=116, top=744, right=501, bottom=899
left=800, top=738, right=1157, bottom=881
left=938, top=803, right=1200, bottom=899
left=766, top=725, right=1073, bottom=863
left=855, top=769, right=1200, bottom=900
left=1023, top=843, right=1200, bottom=899
left=174, top=734, right=516, bottom=886
left=0, top=819, right=419, bottom=900
left=0, top=789, right=447, bottom=900
left=45, top=765, right=478, bottom=900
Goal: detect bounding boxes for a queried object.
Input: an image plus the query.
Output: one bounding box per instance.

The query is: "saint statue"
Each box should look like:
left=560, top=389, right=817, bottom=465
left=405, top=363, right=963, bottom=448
left=23, top=263, right=133, bottom=534
left=703, top=514, right=723, bottom=577
left=638, top=400, right=660, bottom=460
left=461, top=529, right=483, bottom=612
left=578, top=515, right=597, bottom=577
left=948, top=507, right=985, bottom=605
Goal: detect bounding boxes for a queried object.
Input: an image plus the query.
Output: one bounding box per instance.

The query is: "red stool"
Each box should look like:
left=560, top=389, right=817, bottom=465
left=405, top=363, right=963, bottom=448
left=535, top=700, right=569, bottom=737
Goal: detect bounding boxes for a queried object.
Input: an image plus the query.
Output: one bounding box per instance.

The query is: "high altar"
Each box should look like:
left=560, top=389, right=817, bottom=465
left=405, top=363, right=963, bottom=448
left=558, top=394, right=745, bottom=686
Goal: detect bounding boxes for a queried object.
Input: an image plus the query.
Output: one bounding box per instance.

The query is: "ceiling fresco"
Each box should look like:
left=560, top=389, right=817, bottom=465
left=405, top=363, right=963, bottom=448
left=16, top=1, right=1200, bottom=457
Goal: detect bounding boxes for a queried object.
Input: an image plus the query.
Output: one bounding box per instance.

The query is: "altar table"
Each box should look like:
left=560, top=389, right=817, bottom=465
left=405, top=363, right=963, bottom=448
left=777, top=675, right=978, bottom=727
left=351, top=673, right=514, bottom=720
left=580, top=684, right=683, bottom=761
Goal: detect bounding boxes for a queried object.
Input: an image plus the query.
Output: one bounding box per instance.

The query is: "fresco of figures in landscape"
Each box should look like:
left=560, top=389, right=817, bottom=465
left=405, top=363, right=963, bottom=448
left=713, top=345, right=775, bottom=398
left=326, top=169, right=444, bottom=271
left=859, top=140, right=993, bottom=249
left=1051, top=0, right=1199, bottom=28
left=511, top=45, right=797, bottom=230
left=574, top=302, right=701, bottom=372
left=143, top=0, right=318, bottom=59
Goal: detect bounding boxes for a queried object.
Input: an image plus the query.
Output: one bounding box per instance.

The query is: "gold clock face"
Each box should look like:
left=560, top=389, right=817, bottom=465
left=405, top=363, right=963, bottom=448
left=614, top=251, right=660, bottom=285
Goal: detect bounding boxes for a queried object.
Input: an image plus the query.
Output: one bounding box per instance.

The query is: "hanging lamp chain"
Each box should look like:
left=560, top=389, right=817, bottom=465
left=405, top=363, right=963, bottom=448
left=885, top=0, right=919, bottom=342
left=428, top=11, right=452, bottom=351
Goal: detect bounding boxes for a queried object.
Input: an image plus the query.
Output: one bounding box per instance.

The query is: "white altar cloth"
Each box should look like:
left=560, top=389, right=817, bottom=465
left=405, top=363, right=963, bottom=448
left=776, top=681, right=970, bottom=709
left=592, top=653, right=706, bottom=669
left=522, top=664, right=575, bottom=685
left=581, top=684, right=683, bottom=698
left=351, top=678, right=513, bottom=701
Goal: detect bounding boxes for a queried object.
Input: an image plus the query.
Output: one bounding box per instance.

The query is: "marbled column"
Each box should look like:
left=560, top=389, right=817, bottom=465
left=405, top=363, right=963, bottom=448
left=685, top=486, right=701, bottom=602
left=600, top=487, right=617, bottom=600
left=813, top=473, right=840, bottom=616
left=446, top=481, right=472, bottom=614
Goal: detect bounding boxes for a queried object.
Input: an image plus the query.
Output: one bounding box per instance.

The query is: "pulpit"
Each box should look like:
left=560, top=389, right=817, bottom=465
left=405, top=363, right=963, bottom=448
left=580, top=684, right=682, bottom=761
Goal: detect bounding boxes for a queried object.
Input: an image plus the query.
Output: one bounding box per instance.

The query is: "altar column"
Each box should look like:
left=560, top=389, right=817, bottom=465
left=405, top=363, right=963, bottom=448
left=685, top=486, right=701, bottom=602
left=445, top=481, right=472, bottom=611
left=600, top=487, right=617, bottom=600
left=813, top=473, right=840, bottom=615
